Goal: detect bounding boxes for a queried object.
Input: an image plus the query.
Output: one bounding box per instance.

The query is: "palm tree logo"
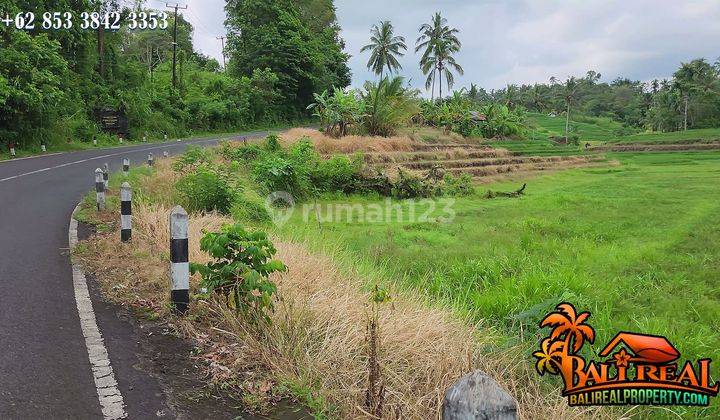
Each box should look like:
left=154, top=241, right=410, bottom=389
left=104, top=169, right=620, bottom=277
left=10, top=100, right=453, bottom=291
left=534, top=303, right=595, bottom=388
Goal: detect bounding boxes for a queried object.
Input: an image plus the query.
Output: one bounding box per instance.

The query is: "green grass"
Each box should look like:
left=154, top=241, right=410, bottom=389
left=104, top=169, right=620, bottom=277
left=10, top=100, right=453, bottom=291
left=527, top=112, right=625, bottom=142
left=612, top=128, right=720, bottom=144
left=273, top=151, right=720, bottom=417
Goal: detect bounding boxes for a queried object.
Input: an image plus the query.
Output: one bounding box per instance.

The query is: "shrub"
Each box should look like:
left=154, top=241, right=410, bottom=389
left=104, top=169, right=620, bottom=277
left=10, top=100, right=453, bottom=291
left=264, top=134, right=282, bottom=152
left=443, top=173, right=474, bottom=196
left=312, top=155, right=362, bottom=192
left=220, top=142, right=265, bottom=162
left=252, top=154, right=309, bottom=198
left=172, top=145, right=214, bottom=172
left=176, top=165, right=236, bottom=214
left=391, top=170, right=435, bottom=199
left=190, top=224, right=286, bottom=322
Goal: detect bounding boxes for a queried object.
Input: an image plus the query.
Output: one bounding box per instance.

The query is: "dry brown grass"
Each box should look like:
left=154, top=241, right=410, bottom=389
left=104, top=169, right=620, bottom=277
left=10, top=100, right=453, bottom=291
left=74, top=154, right=623, bottom=419
left=281, top=128, right=419, bottom=154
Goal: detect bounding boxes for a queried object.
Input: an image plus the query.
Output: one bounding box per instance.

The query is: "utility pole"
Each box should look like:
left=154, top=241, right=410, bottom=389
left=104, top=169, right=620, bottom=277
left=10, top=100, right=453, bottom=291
left=216, top=36, right=226, bottom=70
left=166, top=2, right=188, bottom=89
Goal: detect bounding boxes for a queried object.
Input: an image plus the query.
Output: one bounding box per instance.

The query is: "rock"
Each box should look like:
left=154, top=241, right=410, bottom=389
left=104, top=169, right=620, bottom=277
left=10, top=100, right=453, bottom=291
left=443, top=370, right=518, bottom=420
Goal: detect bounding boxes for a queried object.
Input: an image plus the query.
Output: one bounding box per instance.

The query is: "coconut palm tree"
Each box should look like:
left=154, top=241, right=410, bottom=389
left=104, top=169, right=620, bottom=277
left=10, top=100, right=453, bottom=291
left=360, top=20, right=407, bottom=79
left=416, top=12, right=462, bottom=101
left=560, top=77, right=581, bottom=140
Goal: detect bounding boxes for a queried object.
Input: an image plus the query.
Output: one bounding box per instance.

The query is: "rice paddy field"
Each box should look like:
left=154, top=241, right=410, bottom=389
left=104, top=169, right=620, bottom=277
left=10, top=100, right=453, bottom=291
left=275, top=150, right=720, bottom=416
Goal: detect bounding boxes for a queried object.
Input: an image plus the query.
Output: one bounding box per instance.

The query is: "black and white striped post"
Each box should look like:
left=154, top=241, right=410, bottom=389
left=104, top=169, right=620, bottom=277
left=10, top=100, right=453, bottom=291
left=120, top=182, right=132, bottom=242
left=41, top=143, right=46, bottom=153
left=143, top=135, right=147, bottom=143
left=147, top=152, right=154, bottom=166
left=102, top=163, right=109, bottom=189
left=163, top=151, right=169, bottom=158
left=95, top=168, right=106, bottom=211
left=122, top=158, right=129, bottom=176
left=170, top=206, right=190, bottom=314
left=93, top=135, right=97, bottom=147
left=9, top=145, right=16, bottom=158
left=164, top=134, right=168, bottom=142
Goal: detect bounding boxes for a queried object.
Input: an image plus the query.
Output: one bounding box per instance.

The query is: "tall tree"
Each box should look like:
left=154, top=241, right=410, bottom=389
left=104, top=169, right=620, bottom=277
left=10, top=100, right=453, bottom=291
left=560, top=77, right=580, bottom=139
left=360, top=21, right=407, bottom=79
left=225, top=0, right=350, bottom=114
left=415, top=12, right=462, bottom=101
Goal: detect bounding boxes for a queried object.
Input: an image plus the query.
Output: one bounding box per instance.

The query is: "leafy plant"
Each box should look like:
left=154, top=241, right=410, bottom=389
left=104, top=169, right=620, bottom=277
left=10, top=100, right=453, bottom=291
left=172, top=145, right=214, bottom=173
left=191, top=224, right=287, bottom=322
left=307, top=88, right=364, bottom=137
left=361, top=76, right=419, bottom=137
left=176, top=165, right=236, bottom=214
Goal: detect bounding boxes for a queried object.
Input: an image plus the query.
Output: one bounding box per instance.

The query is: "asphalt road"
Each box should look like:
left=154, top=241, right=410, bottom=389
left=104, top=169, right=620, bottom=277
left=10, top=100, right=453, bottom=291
left=0, top=132, right=266, bottom=419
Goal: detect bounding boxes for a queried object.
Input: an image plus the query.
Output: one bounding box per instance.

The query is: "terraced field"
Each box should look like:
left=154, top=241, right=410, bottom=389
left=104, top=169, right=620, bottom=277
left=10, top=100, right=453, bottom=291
left=347, top=143, right=607, bottom=182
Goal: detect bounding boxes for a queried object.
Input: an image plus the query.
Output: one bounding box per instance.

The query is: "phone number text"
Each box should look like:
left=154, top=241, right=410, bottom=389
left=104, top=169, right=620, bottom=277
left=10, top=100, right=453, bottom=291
left=2, top=12, right=169, bottom=31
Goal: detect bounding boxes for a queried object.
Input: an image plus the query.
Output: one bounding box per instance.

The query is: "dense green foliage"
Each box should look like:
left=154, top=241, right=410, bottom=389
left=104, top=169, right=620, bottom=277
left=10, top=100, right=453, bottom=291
left=225, top=0, right=351, bottom=117
left=467, top=59, right=720, bottom=133
left=191, top=224, right=286, bottom=322
left=1, top=0, right=351, bottom=151
left=307, top=76, right=419, bottom=137
left=220, top=135, right=472, bottom=200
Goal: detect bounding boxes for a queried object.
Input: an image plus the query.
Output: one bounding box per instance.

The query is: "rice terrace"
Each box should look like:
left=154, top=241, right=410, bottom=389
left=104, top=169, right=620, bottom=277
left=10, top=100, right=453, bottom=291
left=1, top=1, right=720, bottom=419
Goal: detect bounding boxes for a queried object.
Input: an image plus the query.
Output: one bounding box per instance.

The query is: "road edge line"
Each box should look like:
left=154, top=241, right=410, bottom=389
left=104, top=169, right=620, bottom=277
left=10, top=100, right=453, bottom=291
left=69, top=203, right=128, bottom=420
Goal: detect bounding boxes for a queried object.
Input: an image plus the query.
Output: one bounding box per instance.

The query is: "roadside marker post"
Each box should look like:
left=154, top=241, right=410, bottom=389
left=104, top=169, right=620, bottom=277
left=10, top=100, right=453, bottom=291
left=143, top=135, right=147, bottom=143
left=102, top=163, right=109, bottom=189
left=147, top=152, right=154, bottom=166
left=163, top=151, right=169, bottom=158
left=10, top=147, right=16, bottom=158
left=164, top=134, right=168, bottom=142
left=95, top=168, right=105, bottom=211
left=41, top=143, right=46, bottom=153
left=120, top=183, right=132, bottom=242
left=93, top=136, right=97, bottom=147
left=169, top=206, right=190, bottom=315
left=122, top=158, right=129, bottom=176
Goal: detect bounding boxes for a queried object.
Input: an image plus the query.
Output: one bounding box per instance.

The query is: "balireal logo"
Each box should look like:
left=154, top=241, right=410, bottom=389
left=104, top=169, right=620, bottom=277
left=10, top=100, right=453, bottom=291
left=533, top=302, right=719, bottom=407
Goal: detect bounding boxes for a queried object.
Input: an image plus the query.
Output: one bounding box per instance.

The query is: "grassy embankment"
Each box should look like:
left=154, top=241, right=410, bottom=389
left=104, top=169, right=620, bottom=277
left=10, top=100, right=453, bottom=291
left=73, top=123, right=720, bottom=418
left=278, top=150, right=720, bottom=418
left=74, top=135, right=605, bottom=419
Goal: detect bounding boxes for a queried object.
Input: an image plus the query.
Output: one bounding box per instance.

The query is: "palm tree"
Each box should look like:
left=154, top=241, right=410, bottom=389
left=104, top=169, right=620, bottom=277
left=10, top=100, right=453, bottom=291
left=360, top=21, right=407, bottom=79
left=560, top=77, right=580, bottom=140
left=529, top=83, right=547, bottom=111
left=416, top=12, right=462, bottom=101
left=504, top=84, right=518, bottom=109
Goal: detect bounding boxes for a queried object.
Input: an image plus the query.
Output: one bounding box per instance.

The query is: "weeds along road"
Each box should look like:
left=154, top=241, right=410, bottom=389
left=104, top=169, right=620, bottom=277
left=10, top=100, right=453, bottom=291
left=0, top=132, right=266, bottom=418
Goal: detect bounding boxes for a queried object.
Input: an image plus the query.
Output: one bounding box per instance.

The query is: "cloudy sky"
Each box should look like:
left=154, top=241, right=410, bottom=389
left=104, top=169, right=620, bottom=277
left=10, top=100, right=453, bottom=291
left=175, top=0, right=720, bottom=92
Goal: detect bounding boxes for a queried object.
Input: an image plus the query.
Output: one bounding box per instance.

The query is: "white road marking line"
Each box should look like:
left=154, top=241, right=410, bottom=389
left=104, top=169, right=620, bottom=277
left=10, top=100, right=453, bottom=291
left=69, top=204, right=127, bottom=419
left=0, top=139, right=220, bottom=183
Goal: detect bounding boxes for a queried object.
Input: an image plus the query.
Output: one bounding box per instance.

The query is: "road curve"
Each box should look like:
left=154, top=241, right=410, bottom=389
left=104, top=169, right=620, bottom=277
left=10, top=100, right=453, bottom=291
left=0, top=132, right=266, bottom=418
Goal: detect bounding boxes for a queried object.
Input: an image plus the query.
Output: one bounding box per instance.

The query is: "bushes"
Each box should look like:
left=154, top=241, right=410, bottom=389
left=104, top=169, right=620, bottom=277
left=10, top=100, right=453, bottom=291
left=420, top=99, right=526, bottom=139
left=176, top=165, right=236, bottom=214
